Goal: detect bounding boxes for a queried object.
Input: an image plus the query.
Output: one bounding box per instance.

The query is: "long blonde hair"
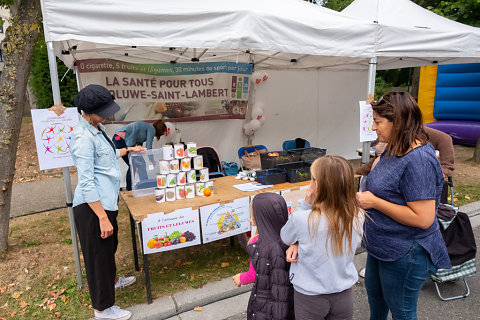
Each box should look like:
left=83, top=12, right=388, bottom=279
left=308, top=156, right=361, bottom=256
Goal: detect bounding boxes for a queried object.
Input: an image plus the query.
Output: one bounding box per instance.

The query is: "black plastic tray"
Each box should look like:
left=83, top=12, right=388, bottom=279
left=276, top=161, right=311, bottom=183
left=260, top=151, right=299, bottom=169
left=286, top=147, right=326, bottom=164
left=255, top=168, right=287, bottom=185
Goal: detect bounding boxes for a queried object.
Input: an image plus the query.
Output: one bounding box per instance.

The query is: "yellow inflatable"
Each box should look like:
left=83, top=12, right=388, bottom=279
left=418, top=66, right=438, bottom=123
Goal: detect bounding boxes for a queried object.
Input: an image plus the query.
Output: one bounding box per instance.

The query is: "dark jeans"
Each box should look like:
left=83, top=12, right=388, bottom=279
left=112, top=134, right=147, bottom=191
left=365, top=242, right=437, bottom=320
left=73, top=203, right=118, bottom=311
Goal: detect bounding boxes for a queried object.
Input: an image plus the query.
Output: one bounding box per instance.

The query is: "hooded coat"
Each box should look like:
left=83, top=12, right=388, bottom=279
left=246, top=193, right=295, bottom=320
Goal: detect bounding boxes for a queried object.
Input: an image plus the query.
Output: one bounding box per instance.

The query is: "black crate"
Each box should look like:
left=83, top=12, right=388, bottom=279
left=276, top=161, right=311, bottom=183
left=260, top=151, right=300, bottom=169
left=255, top=169, right=287, bottom=185
left=286, top=147, right=326, bottom=164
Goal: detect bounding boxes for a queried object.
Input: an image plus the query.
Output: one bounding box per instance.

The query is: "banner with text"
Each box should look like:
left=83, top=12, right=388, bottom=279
left=77, top=59, right=252, bottom=122
left=141, top=207, right=201, bottom=254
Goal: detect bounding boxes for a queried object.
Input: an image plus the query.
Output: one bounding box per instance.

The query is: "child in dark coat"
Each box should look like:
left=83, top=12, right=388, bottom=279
left=233, top=193, right=294, bottom=320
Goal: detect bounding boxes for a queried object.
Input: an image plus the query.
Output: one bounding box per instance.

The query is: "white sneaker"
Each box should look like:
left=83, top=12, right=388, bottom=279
left=115, top=276, right=136, bottom=290
left=95, top=306, right=131, bottom=320
left=359, top=268, right=366, bottom=278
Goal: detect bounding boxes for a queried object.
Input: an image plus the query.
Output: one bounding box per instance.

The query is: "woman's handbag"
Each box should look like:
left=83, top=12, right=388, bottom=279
left=241, top=145, right=266, bottom=170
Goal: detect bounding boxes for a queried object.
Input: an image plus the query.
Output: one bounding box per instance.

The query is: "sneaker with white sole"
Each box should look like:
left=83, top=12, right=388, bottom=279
left=115, top=276, right=136, bottom=290
left=95, top=306, right=131, bottom=320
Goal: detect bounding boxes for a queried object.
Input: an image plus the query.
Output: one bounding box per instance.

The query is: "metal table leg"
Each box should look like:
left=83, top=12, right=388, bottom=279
left=129, top=214, right=140, bottom=271
left=138, top=222, right=152, bottom=304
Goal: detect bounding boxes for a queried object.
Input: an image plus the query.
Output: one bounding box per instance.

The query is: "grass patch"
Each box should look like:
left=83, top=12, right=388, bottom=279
left=0, top=205, right=249, bottom=319
left=21, top=240, right=39, bottom=247
left=452, top=184, right=480, bottom=207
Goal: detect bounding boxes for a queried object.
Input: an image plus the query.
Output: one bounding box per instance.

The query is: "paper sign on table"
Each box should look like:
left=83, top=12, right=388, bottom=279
left=31, top=108, right=79, bottom=170
left=359, top=101, right=377, bottom=142
left=141, top=207, right=201, bottom=254
left=200, top=197, right=251, bottom=243
left=281, top=188, right=307, bottom=215
left=233, top=182, right=272, bottom=192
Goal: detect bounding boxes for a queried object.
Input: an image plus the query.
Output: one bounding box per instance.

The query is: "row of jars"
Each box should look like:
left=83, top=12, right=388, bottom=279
left=162, top=142, right=197, bottom=160
left=159, top=155, right=203, bottom=174
left=157, top=168, right=209, bottom=189
left=155, top=181, right=214, bottom=203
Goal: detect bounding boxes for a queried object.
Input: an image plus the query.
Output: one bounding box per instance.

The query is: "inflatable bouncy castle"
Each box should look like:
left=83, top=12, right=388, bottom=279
left=418, top=64, right=480, bottom=146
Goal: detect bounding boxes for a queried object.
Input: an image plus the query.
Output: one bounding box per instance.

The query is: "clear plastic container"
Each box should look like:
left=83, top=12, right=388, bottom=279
left=129, top=148, right=163, bottom=197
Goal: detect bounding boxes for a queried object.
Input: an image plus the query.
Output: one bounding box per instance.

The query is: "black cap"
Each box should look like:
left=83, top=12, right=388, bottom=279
left=74, top=84, right=120, bottom=118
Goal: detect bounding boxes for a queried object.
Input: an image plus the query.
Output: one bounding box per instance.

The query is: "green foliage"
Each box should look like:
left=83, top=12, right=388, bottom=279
left=321, top=0, right=354, bottom=11
left=0, top=0, right=14, bottom=7
left=29, top=33, right=78, bottom=109
left=413, top=0, right=480, bottom=27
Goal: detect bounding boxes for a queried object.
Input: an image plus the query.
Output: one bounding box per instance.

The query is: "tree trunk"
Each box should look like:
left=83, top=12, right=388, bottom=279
left=410, top=67, right=421, bottom=100
left=474, top=134, right=480, bottom=163
left=0, top=0, right=42, bottom=252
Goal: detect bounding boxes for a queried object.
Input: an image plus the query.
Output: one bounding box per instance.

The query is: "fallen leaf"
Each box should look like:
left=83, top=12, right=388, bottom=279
left=221, top=262, right=230, bottom=268
left=24, top=268, right=29, bottom=274
left=61, top=296, right=67, bottom=303
left=88, top=304, right=92, bottom=309
left=7, top=283, right=16, bottom=288
left=25, top=286, right=31, bottom=291
left=183, top=261, right=193, bottom=265
left=0, top=287, right=6, bottom=293
left=2, top=302, right=8, bottom=309
left=465, top=194, right=471, bottom=200
left=53, top=275, right=60, bottom=281
left=453, top=197, right=458, bottom=202
left=11, top=291, right=23, bottom=299
left=194, top=306, right=202, bottom=311
left=55, top=312, right=61, bottom=318
left=19, top=301, right=28, bottom=308
left=48, top=303, right=56, bottom=311
left=190, top=274, right=195, bottom=281
left=10, top=312, right=16, bottom=318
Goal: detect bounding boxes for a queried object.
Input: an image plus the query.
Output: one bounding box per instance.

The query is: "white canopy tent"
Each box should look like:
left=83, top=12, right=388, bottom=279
left=342, top=0, right=480, bottom=70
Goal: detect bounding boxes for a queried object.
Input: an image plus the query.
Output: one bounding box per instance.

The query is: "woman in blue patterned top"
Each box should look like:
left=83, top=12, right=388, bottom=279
left=356, top=91, right=450, bottom=320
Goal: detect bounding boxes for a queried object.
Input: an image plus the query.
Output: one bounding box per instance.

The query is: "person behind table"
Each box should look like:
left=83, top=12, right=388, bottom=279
left=280, top=156, right=364, bottom=320
left=112, top=120, right=167, bottom=190
left=355, top=126, right=454, bottom=202
left=232, top=193, right=294, bottom=320
left=356, top=91, right=451, bottom=320
left=71, top=84, right=146, bottom=320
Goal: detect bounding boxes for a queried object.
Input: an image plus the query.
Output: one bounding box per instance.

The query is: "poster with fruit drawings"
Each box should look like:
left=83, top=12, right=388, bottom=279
left=31, top=108, right=79, bottom=170
left=141, top=207, right=201, bottom=254
left=200, top=197, right=251, bottom=244
left=77, top=59, right=252, bottom=123
left=359, top=101, right=377, bottom=142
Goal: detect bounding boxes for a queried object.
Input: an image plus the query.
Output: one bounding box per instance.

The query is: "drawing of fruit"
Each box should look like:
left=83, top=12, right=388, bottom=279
left=186, top=187, right=193, bottom=195
left=155, top=193, right=165, bottom=201
left=191, top=172, right=196, bottom=181
left=180, top=236, right=186, bottom=243
left=176, top=148, right=184, bottom=157
left=154, top=241, right=162, bottom=248
left=147, top=239, right=157, bottom=249
left=180, top=176, right=186, bottom=184
left=167, top=191, right=175, bottom=198
left=169, top=178, right=177, bottom=185
left=199, top=174, right=205, bottom=180
left=179, top=189, right=185, bottom=198
left=157, top=177, right=166, bottom=186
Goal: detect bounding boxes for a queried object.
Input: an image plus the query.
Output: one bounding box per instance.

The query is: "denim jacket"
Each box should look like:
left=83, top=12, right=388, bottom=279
left=71, top=117, right=121, bottom=211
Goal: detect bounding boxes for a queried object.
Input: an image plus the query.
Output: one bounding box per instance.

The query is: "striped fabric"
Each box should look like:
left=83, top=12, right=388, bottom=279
left=431, top=259, right=476, bottom=283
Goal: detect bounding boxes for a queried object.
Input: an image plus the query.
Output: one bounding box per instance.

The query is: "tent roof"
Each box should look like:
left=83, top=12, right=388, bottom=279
left=342, top=0, right=480, bottom=69
left=40, top=0, right=376, bottom=70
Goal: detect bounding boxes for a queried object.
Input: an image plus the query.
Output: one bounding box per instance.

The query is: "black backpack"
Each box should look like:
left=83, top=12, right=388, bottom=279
left=197, top=147, right=222, bottom=173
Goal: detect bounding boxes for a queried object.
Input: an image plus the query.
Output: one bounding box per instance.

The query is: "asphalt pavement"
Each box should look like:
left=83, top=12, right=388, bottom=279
left=9, top=176, right=480, bottom=320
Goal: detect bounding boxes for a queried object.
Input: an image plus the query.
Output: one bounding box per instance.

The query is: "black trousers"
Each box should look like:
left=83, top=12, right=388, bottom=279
left=74, top=203, right=118, bottom=311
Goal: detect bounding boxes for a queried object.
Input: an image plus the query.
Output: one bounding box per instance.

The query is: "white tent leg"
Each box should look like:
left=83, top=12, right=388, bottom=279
left=362, top=57, right=377, bottom=165
left=46, top=41, right=83, bottom=289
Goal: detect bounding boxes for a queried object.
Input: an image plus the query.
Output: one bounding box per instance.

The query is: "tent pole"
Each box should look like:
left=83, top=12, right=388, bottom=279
left=46, top=41, right=83, bottom=289
left=362, top=57, right=377, bottom=165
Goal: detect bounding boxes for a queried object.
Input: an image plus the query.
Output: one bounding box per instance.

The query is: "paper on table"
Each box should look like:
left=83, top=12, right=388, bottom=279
left=233, top=182, right=273, bottom=192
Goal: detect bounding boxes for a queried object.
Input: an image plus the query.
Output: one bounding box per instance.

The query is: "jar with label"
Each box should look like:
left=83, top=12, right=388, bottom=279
left=196, top=182, right=205, bottom=196
left=185, top=184, right=195, bottom=199
left=155, top=188, right=165, bottom=203
left=181, top=157, right=191, bottom=171
left=156, top=174, right=167, bottom=188
left=166, top=188, right=176, bottom=201
left=159, top=160, right=170, bottom=174
left=166, top=174, right=177, bottom=187
left=199, top=167, right=209, bottom=182
left=162, top=145, right=174, bottom=160
left=177, top=171, right=186, bottom=185
left=169, top=159, right=179, bottom=173
left=186, top=142, right=197, bottom=157
left=176, top=186, right=186, bottom=200
left=194, top=155, right=203, bottom=169
left=187, top=170, right=197, bottom=183
left=174, top=144, right=185, bottom=159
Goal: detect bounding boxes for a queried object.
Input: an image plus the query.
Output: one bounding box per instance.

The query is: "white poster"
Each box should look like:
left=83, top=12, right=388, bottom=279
left=31, top=108, right=79, bottom=170
left=359, top=101, right=377, bottom=142
left=141, top=207, right=201, bottom=254
left=200, top=196, right=251, bottom=244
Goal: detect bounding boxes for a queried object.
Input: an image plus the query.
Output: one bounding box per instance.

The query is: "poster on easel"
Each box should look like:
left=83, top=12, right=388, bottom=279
left=31, top=108, right=79, bottom=170
left=141, top=207, right=201, bottom=254
left=200, top=196, right=251, bottom=244
left=281, top=187, right=308, bottom=215
left=359, top=101, right=377, bottom=142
